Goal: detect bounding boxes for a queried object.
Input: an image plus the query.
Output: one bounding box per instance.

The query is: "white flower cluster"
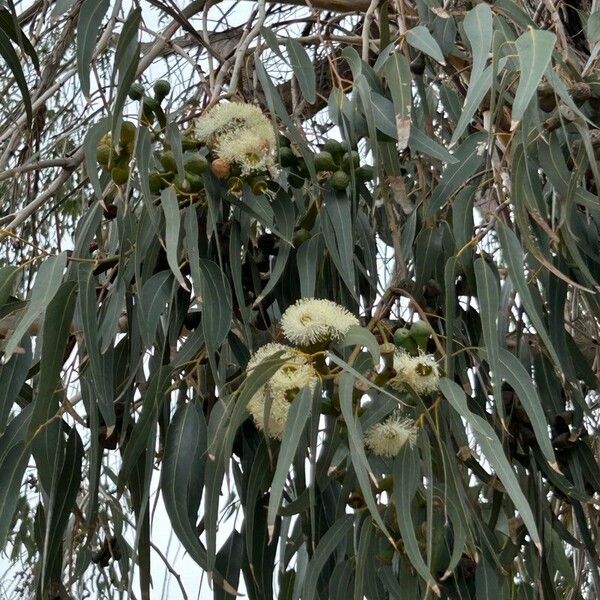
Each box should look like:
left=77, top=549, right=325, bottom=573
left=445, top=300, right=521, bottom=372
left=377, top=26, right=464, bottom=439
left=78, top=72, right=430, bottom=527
left=364, top=415, right=417, bottom=457
left=245, top=299, right=360, bottom=439
left=389, top=351, right=440, bottom=395
left=280, top=298, right=359, bottom=347
left=195, top=102, right=276, bottom=175
left=246, top=343, right=317, bottom=439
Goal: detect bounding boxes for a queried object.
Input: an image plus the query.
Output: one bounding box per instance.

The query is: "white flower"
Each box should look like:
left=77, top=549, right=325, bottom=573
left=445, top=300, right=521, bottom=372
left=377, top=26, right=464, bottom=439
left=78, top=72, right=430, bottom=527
left=247, top=342, right=291, bottom=371
left=247, top=388, right=290, bottom=440
left=364, top=416, right=416, bottom=457
left=390, top=352, right=440, bottom=395
left=195, top=102, right=276, bottom=175
left=245, top=342, right=318, bottom=438
left=280, top=298, right=359, bottom=346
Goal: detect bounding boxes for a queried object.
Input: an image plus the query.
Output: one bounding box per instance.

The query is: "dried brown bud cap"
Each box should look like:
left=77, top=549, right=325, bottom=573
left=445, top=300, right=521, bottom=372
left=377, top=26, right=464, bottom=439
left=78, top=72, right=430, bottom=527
left=210, top=157, right=231, bottom=179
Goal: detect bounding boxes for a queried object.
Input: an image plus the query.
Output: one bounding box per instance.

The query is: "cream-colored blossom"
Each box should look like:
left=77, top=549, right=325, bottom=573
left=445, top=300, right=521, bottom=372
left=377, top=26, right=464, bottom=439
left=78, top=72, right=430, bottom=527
left=245, top=342, right=318, bottom=438
left=280, top=298, right=359, bottom=346
left=195, top=102, right=276, bottom=175
left=389, top=351, right=440, bottom=395
left=364, top=416, right=416, bottom=457
left=247, top=388, right=290, bottom=440
left=247, top=342, right=291, bottom=371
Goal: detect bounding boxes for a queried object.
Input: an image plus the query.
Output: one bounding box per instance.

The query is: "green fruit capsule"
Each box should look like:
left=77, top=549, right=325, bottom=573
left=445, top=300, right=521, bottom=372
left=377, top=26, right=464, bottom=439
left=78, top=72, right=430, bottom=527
left=111, top=166, right=129, bottom=185
left=279, top=146, right=296, bottom=168
left=356, top=165, right=375, bottom=181
left=409, top=320, right=433, bottom=350
left=160, top=151, right=178, bottom=172
left=119, top=121, right=137, bottom=145
left=128, top=83, right=145, bottom=101
left=293, top=228, right=311, bottom=246
left=394, top=327, right=418, bottom=354
left=181, top=137, right=201, bottom=151
left=186, top=173, right=204, bottom=192
left=184, top=155, right=208, bottom=175
left=314, top=151, right=337, bottom=172
left=330, top=170, right=350, bottom=190
left=341, top=150, right=360, bottom=172
left=153, top=79, right=171, bottom=101
left=322, top=139, right=343, bottom=157
left=96, top=144, right=111, bottom=167
left=148, top=172, right=164, bottom=194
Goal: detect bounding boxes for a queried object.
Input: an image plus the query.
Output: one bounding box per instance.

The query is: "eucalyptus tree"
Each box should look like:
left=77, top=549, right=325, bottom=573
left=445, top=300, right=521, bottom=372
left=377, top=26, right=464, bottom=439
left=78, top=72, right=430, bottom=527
left=1, top=0, right=600, bottom=598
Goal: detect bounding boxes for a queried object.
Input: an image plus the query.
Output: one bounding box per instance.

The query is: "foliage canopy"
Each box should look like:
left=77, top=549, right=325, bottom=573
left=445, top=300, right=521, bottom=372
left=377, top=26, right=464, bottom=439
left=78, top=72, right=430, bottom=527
left=1, top=0, right=600, bottom=598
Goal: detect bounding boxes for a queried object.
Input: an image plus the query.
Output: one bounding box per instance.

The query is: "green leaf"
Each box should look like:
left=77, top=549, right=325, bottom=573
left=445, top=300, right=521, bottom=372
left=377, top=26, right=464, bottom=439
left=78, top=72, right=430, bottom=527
left=439, top=378, right=541, bottom=549
left=512, top=29, right=556, bottom=125
left=382, top=52, right=412, bottom=132
left=160, top=404, right=212, bottom=572
left=322, top=191, right=357, bottom=298
left=138, top=270, right=172, bottom=348
left=451, top=65, right=493, bottom=145
left=0, top=27, right=32, bottom=126
left=428, top=131, right=487, bottom=215
left=296, top=235, right=322, bottom=298
left=474, top=258, right=502, bottom=416
left=160, top=187, right=188, bottom=291
left=0, top=8, right=38, bottom=71
left=253, top=191, right=294, bottom=305
left=267, top=387, right=312, bottom=535
left=405, top=25, right=446, bottom=65
left=42, top=428, right=83, bottom=588
left=111, top=7, right=141, bottom=143
left=76, top=0, right=110, bottom=98
left=409, top=127, right=459, bottom=164
left=0, top=335, right=31, bottom=434
left=496, top=348, right=556, bottom=465
left=496, top=222, right=562, bottom=370
left=463, top=3, right=493, bottom=84
left=197, top=259, right=232, bottom=356
left=286, top=38, right=316, bottom=103
left=77, top=264, right=115, bottom=429
left=587, top=11, right=600, bottom=44
left=382, top=52, right=412, bottom=149
left=337, top=325, right=381, bottom=365
left=0, top=441, right=30, bottom=548
left=3, top=253, right=66, bottom=360
left=300, top=515, right=353, bottom=600
left=338, top=371, right=394, bottom=543
left=0, top=266, right=18, bottom=308
left=393, top=444, right=440, bottom=594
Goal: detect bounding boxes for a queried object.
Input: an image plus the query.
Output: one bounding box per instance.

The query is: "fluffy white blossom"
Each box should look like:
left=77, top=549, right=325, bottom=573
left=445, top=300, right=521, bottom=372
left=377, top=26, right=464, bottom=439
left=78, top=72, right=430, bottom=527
left=245, top=342, right=318, bottom=438
left=195, top=102, right=276, bottom=175
left=246, top=342, right=291, bottom=371
left=280, top=298, right=359, bottom=346
left=389, top=352, right=440, bottom=395
left=364, top=416, right=416, bottom=457
left=247, top=389, right=291, bottom=440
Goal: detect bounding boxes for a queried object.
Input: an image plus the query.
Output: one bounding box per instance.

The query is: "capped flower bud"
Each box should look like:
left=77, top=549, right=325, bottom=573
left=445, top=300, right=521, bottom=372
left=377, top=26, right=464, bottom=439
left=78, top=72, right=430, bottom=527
left=211, top=157, right=231, bottom=179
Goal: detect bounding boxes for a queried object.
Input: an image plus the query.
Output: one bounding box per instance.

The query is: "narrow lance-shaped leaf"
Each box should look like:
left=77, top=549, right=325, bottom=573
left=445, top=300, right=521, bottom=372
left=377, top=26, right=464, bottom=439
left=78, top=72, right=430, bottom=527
left=76, top=0, right=110, bottom=98
left=267, top=387, right=313, bottom=536
left=439, top=378, right=542, bottom=550
left=3, top=252, right=67, bottom=361
left=286, top=37, right=316, bottom=103
left=512, top=29, right=556, bottom=126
